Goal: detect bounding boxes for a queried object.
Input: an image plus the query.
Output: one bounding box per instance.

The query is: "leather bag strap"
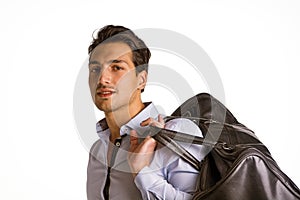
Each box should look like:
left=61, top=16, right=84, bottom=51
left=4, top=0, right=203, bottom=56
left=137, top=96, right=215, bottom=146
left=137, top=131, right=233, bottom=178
left=150, top=116, right=258, bottom=171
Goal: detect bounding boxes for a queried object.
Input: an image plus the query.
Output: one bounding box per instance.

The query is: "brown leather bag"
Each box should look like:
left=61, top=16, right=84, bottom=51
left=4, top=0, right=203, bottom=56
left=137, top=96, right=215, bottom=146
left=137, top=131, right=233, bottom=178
left=153, top=93, right=300, bottom=200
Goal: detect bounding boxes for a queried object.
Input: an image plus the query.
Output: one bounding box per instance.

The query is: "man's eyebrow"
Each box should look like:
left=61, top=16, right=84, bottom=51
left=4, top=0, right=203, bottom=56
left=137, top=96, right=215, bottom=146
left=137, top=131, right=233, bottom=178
left=88, top=60, right=101, bottom=66
left=110, top=59, right=128, bottom=65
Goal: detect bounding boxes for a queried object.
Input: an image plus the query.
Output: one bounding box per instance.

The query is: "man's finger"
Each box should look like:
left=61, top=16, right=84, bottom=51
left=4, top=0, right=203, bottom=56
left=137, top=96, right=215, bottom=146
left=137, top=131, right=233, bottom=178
left=142, top=136, right=157, bottom=152
left=158, top=114, right=165, bottom=127
left=129, top=130, right=139, bottom=152
left=140, top=117, right=153, bottom=127
left=140, top=116, right=165, bottom=128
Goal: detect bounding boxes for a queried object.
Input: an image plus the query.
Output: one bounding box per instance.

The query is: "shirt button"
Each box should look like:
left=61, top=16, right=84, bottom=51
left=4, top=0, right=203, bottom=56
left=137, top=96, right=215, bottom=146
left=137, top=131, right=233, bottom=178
left=115, top=142, right=121, bottom=147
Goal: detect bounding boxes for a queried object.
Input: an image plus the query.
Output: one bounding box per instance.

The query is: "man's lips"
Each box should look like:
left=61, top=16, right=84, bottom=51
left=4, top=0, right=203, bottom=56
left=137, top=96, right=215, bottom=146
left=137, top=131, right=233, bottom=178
left=96, top=89, right=116, bottom=98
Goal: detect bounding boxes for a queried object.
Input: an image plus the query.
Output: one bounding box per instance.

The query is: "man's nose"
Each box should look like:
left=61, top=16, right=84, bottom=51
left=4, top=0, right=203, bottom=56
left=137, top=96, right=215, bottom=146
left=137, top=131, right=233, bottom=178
left=98, top=67, right=111, bottom=85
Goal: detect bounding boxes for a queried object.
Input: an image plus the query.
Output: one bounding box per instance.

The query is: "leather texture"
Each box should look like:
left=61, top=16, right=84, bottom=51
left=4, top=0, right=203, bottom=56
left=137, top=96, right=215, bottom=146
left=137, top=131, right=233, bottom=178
left=153, top=93, right=300, bottom=200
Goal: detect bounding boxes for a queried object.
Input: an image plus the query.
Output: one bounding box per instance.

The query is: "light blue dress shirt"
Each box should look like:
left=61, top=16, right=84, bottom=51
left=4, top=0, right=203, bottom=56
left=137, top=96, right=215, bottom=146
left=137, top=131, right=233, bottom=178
left=87, top=102, right=205, bottom=200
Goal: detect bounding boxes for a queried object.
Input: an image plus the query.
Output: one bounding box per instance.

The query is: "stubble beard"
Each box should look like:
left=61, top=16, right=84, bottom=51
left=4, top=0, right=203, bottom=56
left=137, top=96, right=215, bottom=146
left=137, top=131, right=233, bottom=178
left=95, top=94, right=129, bottom=114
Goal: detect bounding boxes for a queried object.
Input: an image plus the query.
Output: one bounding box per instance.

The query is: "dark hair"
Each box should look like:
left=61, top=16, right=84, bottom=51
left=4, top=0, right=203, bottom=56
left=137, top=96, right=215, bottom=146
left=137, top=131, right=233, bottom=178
left=88, top=25, right=151, bottom=75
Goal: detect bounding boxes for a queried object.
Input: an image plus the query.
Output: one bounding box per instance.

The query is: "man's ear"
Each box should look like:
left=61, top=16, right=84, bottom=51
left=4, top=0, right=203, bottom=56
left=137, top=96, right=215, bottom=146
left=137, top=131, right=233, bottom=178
left=137, top=71, right=147, bottom=90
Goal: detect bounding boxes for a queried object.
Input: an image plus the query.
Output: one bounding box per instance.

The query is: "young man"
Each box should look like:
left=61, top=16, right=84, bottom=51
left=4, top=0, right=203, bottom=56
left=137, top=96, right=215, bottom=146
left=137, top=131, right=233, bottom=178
left=87, top=25, right=204, bottom=200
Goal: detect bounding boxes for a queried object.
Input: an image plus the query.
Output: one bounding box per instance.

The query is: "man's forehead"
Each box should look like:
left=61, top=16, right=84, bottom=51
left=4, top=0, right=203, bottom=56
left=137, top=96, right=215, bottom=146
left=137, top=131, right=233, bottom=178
left=90, top=42, right=132, bottom=60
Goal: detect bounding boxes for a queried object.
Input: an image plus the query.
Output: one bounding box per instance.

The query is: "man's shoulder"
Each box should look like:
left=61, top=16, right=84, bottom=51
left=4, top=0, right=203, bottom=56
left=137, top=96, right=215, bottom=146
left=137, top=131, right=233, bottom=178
left=88, top=138, right=108, bottom=164
left=89, top=138, right=104, bottom=154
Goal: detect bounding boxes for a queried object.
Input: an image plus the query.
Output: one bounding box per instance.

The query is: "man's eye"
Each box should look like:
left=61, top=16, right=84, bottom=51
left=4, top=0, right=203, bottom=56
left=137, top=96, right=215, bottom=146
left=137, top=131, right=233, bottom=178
left=112, top=65, right=122, bottom=71
left=90, top=67, right=100, bottom=73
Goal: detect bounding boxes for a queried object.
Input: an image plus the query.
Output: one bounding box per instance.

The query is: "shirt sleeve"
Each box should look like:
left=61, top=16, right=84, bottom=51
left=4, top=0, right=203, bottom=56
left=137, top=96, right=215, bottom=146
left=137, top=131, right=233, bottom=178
left=134, top=118, right=205, bottom=200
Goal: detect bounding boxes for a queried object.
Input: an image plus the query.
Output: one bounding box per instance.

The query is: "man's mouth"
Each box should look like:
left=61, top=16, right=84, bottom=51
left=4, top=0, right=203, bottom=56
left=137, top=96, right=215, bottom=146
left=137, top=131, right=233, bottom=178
left=97, top=90, right=116, bottom=98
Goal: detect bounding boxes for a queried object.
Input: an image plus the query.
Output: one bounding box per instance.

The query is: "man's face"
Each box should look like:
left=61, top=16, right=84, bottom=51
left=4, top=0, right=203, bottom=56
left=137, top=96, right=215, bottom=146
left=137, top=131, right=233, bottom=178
left=88, top=42, right=145, bottom=113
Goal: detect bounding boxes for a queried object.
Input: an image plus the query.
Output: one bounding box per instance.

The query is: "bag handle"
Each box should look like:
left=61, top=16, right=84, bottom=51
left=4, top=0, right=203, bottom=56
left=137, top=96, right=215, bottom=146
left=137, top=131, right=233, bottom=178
left=164, top=115, right=257, bottom=139
left=150, top=116, right=259, bottom=171
left=152, top=127, right=202, bottom=171
left=151, top=126, right=217, bottom=147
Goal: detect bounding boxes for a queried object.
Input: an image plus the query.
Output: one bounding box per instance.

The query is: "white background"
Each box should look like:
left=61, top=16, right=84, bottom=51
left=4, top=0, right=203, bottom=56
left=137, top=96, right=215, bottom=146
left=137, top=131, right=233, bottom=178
left=1, top=0, right=300, bottom=199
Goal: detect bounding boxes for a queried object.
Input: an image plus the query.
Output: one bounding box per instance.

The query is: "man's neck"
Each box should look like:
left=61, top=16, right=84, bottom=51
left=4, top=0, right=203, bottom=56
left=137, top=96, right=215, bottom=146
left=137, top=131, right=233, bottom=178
left=105, top=101, right=145, bottom=142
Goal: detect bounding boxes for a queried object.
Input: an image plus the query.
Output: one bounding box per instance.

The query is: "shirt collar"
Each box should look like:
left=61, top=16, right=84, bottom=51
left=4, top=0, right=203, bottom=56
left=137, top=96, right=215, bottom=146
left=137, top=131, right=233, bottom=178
left=96, top=102, right=159, bottom=138
left=96, top=118, right=108, bottom=132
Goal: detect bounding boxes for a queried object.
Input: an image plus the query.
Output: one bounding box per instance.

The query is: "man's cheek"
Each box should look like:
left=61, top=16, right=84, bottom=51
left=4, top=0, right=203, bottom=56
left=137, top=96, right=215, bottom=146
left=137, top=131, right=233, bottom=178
left=119, top=82, right=137, bottom=100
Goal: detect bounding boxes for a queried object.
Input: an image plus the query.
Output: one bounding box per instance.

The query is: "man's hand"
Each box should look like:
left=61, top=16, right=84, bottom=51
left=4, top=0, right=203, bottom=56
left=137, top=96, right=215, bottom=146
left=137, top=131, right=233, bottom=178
left=127, top=115, right=165, bottom=178
left=140, top=114, right=165, bottom=128
left=128, top=130, right=157, bottom=178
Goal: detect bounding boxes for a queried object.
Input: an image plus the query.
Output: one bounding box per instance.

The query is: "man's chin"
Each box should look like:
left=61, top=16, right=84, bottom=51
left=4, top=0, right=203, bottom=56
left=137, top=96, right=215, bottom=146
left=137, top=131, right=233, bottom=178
left=94, top=99, right=111, bottom=111
left=96, top=103, right=111, bottom=112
